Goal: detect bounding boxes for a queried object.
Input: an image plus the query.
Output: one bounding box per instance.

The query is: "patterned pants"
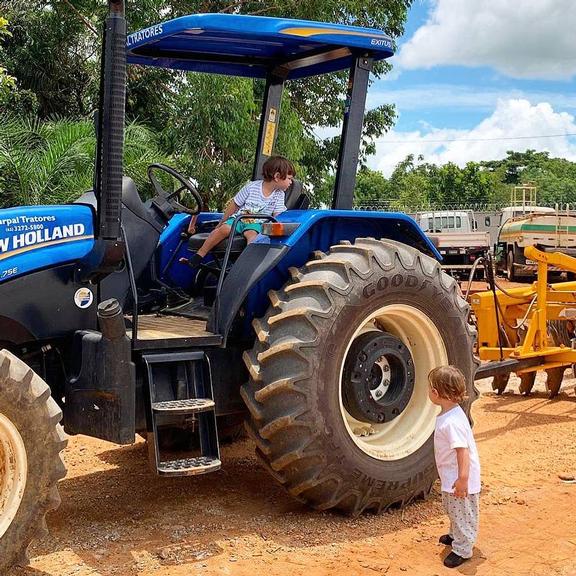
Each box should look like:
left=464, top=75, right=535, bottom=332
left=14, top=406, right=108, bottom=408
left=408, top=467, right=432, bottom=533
left=441, top=492, right=480, bottom=558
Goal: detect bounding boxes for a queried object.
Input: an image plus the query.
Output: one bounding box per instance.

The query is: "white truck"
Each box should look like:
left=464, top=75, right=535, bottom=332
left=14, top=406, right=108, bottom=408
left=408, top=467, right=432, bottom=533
left=497, top=205, right=576, bottom=281
left=416, top=210, right=490, bottom=278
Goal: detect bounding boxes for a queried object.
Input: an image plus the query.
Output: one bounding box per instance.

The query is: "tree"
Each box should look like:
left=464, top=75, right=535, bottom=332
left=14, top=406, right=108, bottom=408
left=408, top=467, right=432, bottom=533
left=480, top=150, right=550, bottom=185
left=0, top=17, right=16, bottom=101
left=354, top=167, right=391, bottom=206
left=385, top=155, right=433, bottom=210
left=383, top=154, right=519, bottom=210
left=0, top=1, right=100, bottom=118
left=1, top=0, right=413, bottom=205
left=0, top=115, right=172, bottom=207
left=479, top=150, right=576, bottom=206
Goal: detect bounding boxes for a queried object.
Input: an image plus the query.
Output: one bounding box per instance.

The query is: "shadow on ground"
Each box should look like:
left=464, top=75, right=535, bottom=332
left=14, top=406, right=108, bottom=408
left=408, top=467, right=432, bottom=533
left=15, top=439, right=445, bottom=575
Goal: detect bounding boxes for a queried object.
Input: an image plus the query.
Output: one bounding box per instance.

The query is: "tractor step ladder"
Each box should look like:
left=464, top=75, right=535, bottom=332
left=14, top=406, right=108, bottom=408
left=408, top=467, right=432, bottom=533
left=142, top=351, right=220, bottom=476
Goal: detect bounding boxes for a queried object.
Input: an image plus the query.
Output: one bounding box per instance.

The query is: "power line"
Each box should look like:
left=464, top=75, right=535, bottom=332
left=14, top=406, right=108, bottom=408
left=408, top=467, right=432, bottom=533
left=379, top=133, right=576, bottom=144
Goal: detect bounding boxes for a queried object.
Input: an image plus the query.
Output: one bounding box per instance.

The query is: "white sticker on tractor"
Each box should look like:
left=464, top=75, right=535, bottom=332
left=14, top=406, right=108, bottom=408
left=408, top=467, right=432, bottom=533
left=74, top=288, right=94, bottom=309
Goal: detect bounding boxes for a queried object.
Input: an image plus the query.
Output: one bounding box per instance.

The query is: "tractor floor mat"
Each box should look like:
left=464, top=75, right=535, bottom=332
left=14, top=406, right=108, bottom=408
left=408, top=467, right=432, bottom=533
left=161, top=297, right=211, bottom=321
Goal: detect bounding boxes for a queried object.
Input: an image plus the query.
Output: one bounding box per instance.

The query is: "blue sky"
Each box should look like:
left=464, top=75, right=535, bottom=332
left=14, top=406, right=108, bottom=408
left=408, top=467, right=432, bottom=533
left=367, top=0, right=576, bottom=175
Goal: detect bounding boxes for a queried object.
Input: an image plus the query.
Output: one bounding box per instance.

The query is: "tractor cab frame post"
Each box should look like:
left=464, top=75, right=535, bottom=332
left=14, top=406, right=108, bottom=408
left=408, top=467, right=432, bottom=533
left=252, top=53, right=372, bottom=210
left=253, top=71, right=286, bottom=179
left=333, top=54, right=372, bottom=210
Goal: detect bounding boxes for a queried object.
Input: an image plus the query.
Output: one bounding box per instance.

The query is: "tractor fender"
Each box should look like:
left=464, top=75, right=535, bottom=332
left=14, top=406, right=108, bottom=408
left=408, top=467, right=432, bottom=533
left=210, top=210, right=439, bottom=343
left=208, top=242, right=288, bottom=341
left=0, top=317, right=35, bottom=349
left=278, top=209, right=439, bottom=259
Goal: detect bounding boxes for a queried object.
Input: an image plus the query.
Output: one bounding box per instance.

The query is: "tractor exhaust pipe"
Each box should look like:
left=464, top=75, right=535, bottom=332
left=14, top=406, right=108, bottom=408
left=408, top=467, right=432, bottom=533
left=81, top=0, right=126, bottom=282
left=96, top=0, right=126, bottom=241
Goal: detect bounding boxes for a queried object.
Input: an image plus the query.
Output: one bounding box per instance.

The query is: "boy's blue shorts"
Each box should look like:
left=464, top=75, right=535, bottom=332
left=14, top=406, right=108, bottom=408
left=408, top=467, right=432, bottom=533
left=224, top=217, right=262, bottom=234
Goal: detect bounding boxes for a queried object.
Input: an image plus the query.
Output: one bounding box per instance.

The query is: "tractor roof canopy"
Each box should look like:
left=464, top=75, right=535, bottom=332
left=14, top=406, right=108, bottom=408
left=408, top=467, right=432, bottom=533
left=126, top=13, right=395, bottom=210
left=126, top=13, right=394, bottom=78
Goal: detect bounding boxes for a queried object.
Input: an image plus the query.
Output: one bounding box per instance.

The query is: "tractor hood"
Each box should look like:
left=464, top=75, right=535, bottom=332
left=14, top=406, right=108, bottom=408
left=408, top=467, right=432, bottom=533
left=0, top=205, right=95, bottom=284
left=126, top=13, right=394, bottom=79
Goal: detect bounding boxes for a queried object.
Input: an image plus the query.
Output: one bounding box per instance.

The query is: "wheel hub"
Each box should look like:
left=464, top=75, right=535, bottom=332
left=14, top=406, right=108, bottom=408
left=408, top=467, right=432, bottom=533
left=342, top=331, right=415, bottom=424
left=0, top=413, right=28, bottom=539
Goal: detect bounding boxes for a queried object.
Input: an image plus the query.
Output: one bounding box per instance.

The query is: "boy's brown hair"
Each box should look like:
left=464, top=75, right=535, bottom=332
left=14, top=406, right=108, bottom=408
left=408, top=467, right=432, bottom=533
left=428, top=365, right=468, bottom=403
left=261, top=155, right=296, bottom=180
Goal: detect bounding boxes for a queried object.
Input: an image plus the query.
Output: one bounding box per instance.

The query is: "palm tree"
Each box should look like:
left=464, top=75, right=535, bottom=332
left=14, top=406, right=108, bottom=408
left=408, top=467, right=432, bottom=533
left=0, top=115, right=173, bottom=208
left=0, top=116, right=93, bottom=207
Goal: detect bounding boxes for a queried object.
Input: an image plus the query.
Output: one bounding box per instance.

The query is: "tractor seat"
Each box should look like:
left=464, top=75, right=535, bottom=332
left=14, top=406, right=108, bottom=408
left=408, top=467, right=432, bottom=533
left=284, top=179, right=309, bottom=210
left=188, top=232, right=246, bottom=254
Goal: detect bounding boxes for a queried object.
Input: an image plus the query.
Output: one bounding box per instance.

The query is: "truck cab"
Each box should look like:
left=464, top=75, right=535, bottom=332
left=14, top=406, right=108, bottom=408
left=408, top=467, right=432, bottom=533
left=415, top=210, right=489, bottom=278
left=416, top=210, right=476, bottom=233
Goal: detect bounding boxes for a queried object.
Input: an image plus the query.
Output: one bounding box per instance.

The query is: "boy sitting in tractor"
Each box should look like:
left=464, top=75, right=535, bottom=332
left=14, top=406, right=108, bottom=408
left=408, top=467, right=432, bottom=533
left=184, top=156, right=295, bottom=268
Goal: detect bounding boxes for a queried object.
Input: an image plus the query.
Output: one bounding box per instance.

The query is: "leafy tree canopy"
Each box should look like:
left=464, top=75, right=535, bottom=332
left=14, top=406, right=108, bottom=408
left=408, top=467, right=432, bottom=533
left=357, top=150, right=576, bottom=211
left=1, top=0, right=412, bottom=207
left=0, top=18, right=15, bottom=97
left=0, top=114, right=171, bottom=208
left=6, top=5, right=574, bottom=214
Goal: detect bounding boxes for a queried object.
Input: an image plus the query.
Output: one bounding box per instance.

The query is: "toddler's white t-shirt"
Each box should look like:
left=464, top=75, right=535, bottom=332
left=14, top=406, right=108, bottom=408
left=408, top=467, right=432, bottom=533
left=434, top=405, right=481, bottom=494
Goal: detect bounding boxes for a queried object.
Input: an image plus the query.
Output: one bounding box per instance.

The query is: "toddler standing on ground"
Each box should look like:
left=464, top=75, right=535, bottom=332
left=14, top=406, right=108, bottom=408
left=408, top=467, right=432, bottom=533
left=428, top=365, right=481, bottom=568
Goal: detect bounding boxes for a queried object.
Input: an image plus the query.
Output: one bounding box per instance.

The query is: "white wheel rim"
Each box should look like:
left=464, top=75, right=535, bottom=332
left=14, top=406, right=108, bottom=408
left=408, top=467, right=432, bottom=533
left=0, top=413, right=28, bottom=538
left=339, top=304, right=447, bottom=461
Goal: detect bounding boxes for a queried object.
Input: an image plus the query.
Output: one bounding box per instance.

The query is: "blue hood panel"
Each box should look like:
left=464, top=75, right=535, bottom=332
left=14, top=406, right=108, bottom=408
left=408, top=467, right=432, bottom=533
left=0, top=205, right=95, bottom=283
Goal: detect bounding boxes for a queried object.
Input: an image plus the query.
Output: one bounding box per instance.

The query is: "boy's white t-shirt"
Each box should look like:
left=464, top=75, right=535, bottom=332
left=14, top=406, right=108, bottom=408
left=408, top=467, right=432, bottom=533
left=434, top=405, right=481, bottom=494
left=233, top=180, right=286, bottom=216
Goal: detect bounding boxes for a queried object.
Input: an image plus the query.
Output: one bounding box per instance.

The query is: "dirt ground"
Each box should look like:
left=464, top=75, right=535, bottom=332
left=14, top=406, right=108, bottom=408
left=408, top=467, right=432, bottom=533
left=7, top=368, right=576, bottom=576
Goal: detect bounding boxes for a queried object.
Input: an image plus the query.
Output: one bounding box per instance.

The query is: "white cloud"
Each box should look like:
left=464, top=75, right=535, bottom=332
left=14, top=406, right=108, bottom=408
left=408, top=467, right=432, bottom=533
left=397, top=0, right=576, bottom=80
left=369, top=99, right=576, bottom=176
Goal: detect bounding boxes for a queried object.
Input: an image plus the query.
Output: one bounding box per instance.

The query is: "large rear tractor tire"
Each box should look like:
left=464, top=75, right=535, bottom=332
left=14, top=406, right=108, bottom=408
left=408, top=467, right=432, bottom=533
left=0, top=350, right=67, bottom=572
left=241, top=238, right=477, bottom=515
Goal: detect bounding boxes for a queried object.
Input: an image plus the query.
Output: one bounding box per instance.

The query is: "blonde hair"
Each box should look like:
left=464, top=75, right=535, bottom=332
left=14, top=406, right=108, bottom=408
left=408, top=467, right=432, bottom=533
left=428, top=365, right=467, bottom=403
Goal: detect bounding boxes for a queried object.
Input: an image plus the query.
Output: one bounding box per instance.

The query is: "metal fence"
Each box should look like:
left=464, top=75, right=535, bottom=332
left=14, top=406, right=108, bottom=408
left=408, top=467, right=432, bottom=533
left=353, top=201, right=576, bottom=213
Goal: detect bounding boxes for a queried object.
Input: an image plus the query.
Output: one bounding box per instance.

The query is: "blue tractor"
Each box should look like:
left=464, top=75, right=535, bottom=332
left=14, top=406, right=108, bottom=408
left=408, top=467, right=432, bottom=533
left=0, top=1, right=476, bottom=569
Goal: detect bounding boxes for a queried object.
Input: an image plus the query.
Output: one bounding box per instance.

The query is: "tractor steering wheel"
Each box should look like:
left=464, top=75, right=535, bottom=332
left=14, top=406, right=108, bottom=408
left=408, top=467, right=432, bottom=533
left=147, top=163, right=203, bottom=216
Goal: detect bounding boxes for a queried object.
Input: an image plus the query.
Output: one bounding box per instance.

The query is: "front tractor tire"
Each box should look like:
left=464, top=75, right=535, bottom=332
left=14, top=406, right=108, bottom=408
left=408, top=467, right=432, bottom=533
left=0, top=350, right=67, bottom=572
left=241, top=238, right=477, bottom=515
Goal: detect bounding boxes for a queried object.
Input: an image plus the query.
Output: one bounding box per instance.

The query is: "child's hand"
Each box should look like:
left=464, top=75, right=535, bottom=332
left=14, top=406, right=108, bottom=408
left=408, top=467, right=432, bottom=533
left=452, top=477, right=468, bottom=498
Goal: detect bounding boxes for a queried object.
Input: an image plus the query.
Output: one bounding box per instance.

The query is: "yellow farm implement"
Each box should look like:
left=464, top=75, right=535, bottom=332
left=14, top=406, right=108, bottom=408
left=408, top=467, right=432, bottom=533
left=472, top=246, right=576, bottom=395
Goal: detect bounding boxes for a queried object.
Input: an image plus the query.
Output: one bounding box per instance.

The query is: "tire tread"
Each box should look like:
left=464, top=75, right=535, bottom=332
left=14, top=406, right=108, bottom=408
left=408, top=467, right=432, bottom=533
left=241, top=238, right=478, bottom=514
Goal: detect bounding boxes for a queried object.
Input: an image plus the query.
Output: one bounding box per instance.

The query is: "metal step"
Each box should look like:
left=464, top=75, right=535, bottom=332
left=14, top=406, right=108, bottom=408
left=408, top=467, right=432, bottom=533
left=152, top=398, right=215, bottom=415
left=143, top=351, right=220, bottom=477
left=158, top=456, right=221, bottom=476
